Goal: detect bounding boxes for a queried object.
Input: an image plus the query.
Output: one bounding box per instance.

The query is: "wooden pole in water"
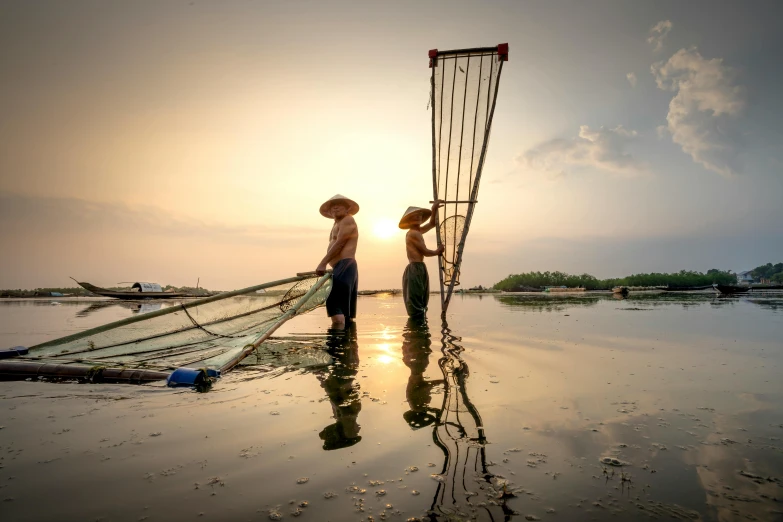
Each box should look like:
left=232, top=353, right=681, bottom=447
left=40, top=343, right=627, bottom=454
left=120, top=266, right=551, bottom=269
left=0, top=360, right=169, bottom=383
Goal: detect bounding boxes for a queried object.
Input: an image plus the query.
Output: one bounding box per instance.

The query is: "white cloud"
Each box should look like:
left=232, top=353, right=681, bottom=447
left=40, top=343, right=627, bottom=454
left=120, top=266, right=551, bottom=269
left=656, top=125, right=668, bottom=139
left=626, top=72, right=637, bottom=87
left=651, top=47, right=745, bottom=176
left=519, top=125, right=644, bottom=177
left=647, top=20, right=673, bottom=52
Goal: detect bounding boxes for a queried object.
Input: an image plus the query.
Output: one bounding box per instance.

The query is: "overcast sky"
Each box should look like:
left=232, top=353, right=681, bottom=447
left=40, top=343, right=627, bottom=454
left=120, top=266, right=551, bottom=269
left=1, top=0, right=781, bottom=290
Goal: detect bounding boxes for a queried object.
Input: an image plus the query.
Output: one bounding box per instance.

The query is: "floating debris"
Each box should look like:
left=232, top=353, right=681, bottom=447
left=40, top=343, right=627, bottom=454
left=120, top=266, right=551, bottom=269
left=599, top=457, right=627, bottom=467
left=296, top=477, right=309, bottom=484
left=270, top=411, right=281, bottom=416
left=323, top=491, right=337, bottom=499
left=268, top=511, right=283, bottom=520
left=411, top=490, right=420, bottom=496
left=376, top=490, right=387, bottom=496
left=407, top=466, right=418, bottom=472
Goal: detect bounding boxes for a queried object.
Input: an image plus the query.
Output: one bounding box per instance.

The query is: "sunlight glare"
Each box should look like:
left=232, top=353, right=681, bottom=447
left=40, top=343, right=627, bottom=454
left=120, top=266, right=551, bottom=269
left=373, top=219, right=399, bottom=240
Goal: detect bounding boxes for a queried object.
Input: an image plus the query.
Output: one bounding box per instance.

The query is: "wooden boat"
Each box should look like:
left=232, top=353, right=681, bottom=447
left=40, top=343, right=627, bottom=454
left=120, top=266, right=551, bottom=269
left=715, top=284, right=750, bottom=295
left=612, top=286, right=629, bottom=297
left=663, top=284, right=715, bottom=292
left=75, top=281, right=188, bottom=299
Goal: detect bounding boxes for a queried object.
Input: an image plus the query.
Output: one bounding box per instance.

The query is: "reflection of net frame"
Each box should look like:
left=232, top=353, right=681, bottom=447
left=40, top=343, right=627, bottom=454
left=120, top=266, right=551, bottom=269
left=430, top=44, right=508, bottom=314
left=429, top=321, right=513, bottom=519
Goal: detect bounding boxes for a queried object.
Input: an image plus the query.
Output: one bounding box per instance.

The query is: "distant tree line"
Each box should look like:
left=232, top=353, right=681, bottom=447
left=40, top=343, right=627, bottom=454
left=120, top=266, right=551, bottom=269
left=750, top=262, right=783, bottom=283
left=493, top=269, right=737, bottom=291
left=0, top=287, right=93, bottom=298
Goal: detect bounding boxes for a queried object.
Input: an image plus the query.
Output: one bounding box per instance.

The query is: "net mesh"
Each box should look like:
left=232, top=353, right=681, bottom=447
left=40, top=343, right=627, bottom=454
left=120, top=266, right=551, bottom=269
left=431, top=46, right=505, bottom=307
left=439, top=215, right=465, bottom=286
left=22, top=275, right=331, bottom=371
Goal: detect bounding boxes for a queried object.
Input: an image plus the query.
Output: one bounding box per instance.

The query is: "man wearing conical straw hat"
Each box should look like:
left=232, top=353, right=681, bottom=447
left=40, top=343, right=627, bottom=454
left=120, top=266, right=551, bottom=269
left=399, top=201, right=444, bottom=319
left=316, top=194, right=360, bottom=328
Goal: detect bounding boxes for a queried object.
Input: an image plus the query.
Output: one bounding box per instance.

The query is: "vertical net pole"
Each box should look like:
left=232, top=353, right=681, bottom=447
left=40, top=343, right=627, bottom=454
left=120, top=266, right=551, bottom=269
left=431, top=62, right=446, bottom=311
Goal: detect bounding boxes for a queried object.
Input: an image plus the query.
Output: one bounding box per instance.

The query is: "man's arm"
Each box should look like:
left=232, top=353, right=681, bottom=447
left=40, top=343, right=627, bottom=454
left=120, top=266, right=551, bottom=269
left=409, top=230, right=444, bottom=257
left=316, top=218, right=358, bottom=274
left=420, top=200, right=443, bottom=234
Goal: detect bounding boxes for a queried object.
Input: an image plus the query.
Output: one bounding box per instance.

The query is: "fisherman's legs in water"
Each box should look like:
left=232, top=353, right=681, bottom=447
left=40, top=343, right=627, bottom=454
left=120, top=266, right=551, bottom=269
left=326, top=258, right=359, bottom=328
left=403, top=262, right=429, bottom=319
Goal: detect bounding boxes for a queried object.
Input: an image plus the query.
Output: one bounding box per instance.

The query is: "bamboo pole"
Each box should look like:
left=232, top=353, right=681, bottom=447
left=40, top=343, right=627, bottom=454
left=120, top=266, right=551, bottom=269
left=219, top=273, right=332, bottom=373
left=0, top=360, right=169, bottom=383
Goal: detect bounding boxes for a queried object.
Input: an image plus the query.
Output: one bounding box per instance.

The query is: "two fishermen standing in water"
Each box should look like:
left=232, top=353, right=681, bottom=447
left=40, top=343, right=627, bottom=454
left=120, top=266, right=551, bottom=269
left=315, top=194, right=443, bottom=325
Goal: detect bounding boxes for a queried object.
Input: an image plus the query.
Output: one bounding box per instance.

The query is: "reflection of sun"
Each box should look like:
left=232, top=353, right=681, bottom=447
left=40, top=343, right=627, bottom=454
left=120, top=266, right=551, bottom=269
left=373, top=219, right=399, bottom=240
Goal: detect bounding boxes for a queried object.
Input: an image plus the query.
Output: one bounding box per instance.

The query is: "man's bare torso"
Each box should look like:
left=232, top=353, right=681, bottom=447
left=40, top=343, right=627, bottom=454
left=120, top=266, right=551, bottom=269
left=328, top=215, right=359, bottom=267
left=405, top=229, right=426, bottom=263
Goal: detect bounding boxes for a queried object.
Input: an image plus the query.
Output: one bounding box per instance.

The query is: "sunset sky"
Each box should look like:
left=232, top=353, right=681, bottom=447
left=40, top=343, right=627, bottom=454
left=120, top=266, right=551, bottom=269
left=1, top=0, right=781, bottom=290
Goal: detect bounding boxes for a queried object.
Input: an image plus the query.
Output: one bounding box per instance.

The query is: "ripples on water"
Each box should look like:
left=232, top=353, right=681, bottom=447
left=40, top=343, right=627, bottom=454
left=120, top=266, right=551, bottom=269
left=0, top=293, right=782, bottom=521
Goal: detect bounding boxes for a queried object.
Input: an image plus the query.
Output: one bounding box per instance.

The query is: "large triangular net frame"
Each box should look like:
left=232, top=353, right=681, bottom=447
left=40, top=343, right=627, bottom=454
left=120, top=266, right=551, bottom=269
left=430, top=44, right=508, bottom=314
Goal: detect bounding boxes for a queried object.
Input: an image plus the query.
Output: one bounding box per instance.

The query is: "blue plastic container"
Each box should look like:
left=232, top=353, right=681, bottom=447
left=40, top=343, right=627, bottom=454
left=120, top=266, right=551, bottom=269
left=0, top=346, right=28, bottom=359
left=166, top=367, right=221, bottom=387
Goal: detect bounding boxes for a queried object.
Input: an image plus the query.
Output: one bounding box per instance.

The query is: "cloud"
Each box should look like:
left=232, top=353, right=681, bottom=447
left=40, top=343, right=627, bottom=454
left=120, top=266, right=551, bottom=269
left=647, top=20, right=672, bottom=52
left=651, top=47, right=746, bottom=176
left=518, top=125, right=644, bottom=177
left=626, top=72, right=637, bottom=87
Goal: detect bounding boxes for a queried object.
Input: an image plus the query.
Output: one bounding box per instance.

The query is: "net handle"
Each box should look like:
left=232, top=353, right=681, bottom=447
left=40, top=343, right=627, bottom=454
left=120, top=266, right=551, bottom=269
left=30, top=273, right=324, bottom=350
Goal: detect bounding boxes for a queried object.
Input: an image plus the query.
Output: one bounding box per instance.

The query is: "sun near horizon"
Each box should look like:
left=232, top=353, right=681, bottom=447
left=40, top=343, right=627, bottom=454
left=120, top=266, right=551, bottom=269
left=372, top=219, right=400, bottom=240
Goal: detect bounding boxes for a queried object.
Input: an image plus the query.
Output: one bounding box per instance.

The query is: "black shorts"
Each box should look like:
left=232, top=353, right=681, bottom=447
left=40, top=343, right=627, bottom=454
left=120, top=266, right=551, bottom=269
left=326, top=258, right=358, bottom=319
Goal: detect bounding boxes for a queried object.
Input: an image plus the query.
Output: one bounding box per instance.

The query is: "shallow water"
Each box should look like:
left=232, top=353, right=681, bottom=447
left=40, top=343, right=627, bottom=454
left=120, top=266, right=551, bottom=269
left=1, top=293, right=782, bottom=521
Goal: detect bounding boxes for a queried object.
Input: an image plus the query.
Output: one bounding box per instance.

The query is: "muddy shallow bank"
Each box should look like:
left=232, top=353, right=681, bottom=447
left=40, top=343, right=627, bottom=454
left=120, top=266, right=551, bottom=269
left=1, top=293, right=782, bottom=521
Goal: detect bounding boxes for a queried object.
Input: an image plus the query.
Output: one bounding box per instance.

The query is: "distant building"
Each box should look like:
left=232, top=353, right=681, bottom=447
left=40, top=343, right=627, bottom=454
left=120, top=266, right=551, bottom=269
left=737, top=271, right=754, bottom=285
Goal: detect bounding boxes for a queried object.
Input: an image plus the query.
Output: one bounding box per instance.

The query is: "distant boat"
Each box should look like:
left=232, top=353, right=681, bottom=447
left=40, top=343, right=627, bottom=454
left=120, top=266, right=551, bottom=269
left=74, top=281, right=187, bottom=300
left=612, top=286, right=629, bottom=297
left=662, top=285, right=715, bottom=292
left=715, top=284, right=750, bottom=295
left=545, top=287, right=586, bottom=293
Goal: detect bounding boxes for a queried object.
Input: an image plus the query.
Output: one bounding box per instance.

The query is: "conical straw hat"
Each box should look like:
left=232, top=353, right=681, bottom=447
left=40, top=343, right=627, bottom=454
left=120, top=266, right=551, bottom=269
left=320, top=194, right=360, bottom=218
left=398, top=206, right=432, bottom=229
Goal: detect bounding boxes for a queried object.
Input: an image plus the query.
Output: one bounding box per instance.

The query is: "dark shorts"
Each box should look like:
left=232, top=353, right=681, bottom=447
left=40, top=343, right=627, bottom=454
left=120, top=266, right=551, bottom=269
left=326, top=258, right=358, bottom=319
left=403, top=262, right=429, bottom=318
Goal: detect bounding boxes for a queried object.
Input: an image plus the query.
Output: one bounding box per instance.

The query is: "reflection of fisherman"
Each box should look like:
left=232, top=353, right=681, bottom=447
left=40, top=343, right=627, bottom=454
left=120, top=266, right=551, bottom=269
left=401, top=318, right=443, bottom=429
left=316, top=323, right=362, bottom=450
left=399, top=201, right=444, bottom=319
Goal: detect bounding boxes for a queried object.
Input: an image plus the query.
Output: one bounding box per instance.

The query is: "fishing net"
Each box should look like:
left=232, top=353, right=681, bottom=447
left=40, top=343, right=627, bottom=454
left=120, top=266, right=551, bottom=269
left=20, top=274, right=331, bottom=372
left=430, top=44, right=507, bottom=311
left=439, top=215, right=465, bottom=286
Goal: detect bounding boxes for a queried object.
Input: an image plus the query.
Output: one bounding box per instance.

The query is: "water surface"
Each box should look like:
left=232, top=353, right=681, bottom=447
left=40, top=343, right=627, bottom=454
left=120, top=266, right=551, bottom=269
left=0, top=293, right=782, bottom=521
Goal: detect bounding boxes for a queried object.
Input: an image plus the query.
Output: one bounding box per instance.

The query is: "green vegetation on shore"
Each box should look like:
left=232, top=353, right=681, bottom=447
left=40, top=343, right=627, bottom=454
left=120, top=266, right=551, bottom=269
left=493, top=269, right=737, bottom=291
left=750, top=262, right=783, bottom=283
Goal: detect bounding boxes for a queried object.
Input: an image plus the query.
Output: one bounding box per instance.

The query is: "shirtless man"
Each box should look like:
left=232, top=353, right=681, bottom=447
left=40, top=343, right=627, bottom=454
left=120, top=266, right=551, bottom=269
left=316, top=194, right=359, bottom=328
left=398, top=201, right=444, bottom=319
